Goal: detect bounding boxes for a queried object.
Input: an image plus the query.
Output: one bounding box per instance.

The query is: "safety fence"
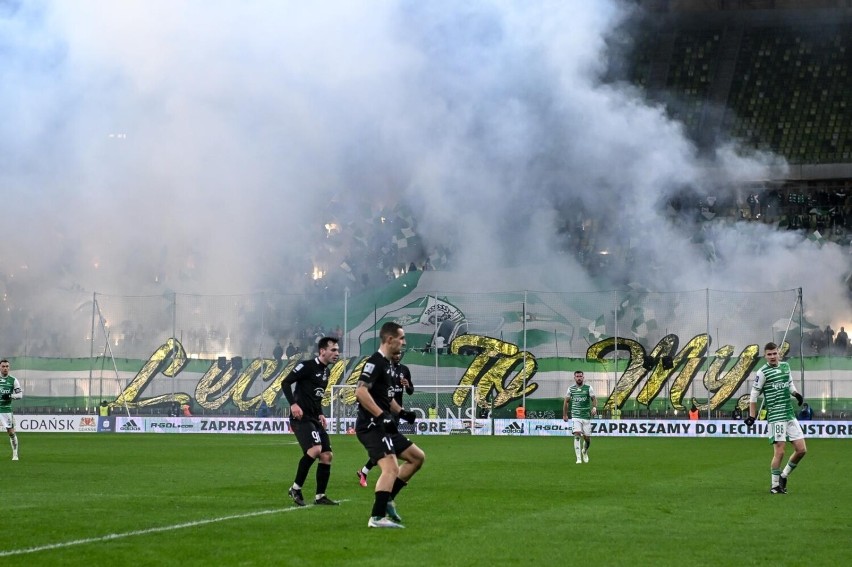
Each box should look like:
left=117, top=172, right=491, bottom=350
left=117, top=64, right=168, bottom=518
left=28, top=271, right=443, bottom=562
left=6, top=281, right=851, bottom=418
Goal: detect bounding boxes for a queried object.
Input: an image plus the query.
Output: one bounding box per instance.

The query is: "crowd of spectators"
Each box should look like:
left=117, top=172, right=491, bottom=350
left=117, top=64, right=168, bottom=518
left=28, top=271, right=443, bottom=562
left=806, top=324, right=851, bottom=356
left=553, top=180, right=852, bottom=283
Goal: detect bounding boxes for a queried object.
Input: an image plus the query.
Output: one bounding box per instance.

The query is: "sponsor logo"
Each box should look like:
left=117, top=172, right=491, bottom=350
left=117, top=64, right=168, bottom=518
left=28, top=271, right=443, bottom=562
left=78, top=416, right=98, bottom=432
left=502, top=421, right=524, bottom=435
left=149, top=422, right=195, bottom=429
left=533, top=424, right=572, bottom=431
left=199, top=419, right=288, bottom=432
left=461, top=420, right=487, bottom=431
left=415, top=421, right=449, bottom=434
left=450, top=428, right=472, bottom=435
left=120, top=419, right=142, bottom=432
left=19, top=418, right=77, bottom=431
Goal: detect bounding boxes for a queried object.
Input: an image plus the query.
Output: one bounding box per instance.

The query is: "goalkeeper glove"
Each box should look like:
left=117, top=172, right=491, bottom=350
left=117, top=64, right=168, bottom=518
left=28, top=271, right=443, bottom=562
left=744, top=415, right=755, bottom=426
left=793, top=392, right=804, bottom=406
left=398, top=409, right=416, bottom=424
left=381, top=412, right=398, bottom=434
left=0, top=393, right=10, bottom=402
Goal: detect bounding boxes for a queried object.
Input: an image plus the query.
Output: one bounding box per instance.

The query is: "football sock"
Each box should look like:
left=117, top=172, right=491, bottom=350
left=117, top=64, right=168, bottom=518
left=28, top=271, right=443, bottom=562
left=294, top=454, right=315, bottom=487
left=771, top=468, right=781, bottom=487
left=390, top=477, right=408, bottom=500
left=782, top=461, right=798, bottom=477
left=573, top=436, right=582, bottom=459
left=584, top=438, right=591, bottom=451
left=10, top=434, right=17, bottom=453
left=371, top=490, right=391, bottom=518
left=362, top=460, right=375, bottom=474
left=316, top=463, right=331, bottom=495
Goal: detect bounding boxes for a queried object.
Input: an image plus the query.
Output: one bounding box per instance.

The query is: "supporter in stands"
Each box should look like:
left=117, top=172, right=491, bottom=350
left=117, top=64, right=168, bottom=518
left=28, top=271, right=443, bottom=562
left=824, top=325, right=835, bottom=353
left=835, top=327, right=849, bottom=355
left=798, top=403, right=814, bottom=421
left=747, top=194, right=760, bottom=219
left=689, top=403, right=699, bottom=420
left=285, top=341, right=297, bottom=358
left=809, top=327, right=825, bottom=354
left=272, top=341, right=284, bottom=361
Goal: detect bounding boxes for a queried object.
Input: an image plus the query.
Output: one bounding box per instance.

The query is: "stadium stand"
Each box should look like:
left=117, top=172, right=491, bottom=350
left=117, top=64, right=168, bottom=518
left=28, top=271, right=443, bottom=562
left=664, top=28, right=722, bottom=133
left=625, top=5, right=852, bottom=165
left=723, top=22, right=852, bottom=163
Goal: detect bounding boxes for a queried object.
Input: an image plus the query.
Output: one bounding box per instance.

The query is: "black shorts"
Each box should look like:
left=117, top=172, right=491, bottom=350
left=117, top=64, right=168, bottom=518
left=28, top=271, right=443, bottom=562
left=290, top=417, right=331, bottom=454
left=356, top=427, right=414, bottom=463
left=357, top=426, right=395, bottom=464
left=388, top=432, right=413, bottom=456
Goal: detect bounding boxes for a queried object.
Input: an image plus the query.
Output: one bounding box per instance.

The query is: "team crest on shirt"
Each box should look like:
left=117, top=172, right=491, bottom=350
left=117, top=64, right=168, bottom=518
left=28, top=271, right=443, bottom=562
left=314, top=387, right=325, bottom=398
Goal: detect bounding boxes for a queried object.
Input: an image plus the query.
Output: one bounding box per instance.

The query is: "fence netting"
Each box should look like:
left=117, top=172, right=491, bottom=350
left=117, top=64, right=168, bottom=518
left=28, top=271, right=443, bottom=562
left=9, top=286, right=849, bottom=417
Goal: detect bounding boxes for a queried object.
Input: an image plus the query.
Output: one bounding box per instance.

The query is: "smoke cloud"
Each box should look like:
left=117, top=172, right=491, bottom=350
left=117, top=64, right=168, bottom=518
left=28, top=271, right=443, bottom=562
left=1, top=0, right=848, bottom=356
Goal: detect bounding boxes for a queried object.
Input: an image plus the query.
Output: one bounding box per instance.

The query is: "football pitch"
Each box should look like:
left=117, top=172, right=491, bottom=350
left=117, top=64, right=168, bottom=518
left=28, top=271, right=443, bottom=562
left=1, top=433, right=849, bottom=566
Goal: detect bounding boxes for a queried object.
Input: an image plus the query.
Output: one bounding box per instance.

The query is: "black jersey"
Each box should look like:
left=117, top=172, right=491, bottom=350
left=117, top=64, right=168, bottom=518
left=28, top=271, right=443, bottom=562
left=392, top=363, right=414, bottom=406
left=281, top=357, right=330, bottom=420
left=356, top=351, right=396, bottom=424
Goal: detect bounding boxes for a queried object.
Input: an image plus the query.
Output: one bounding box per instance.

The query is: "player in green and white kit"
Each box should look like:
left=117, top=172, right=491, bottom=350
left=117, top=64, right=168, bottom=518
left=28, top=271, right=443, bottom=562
left=746, top=343, right=806, bottom=494
left=563, top=370, right=596, bottom=464
left=0, top=359, right=23, bottom=461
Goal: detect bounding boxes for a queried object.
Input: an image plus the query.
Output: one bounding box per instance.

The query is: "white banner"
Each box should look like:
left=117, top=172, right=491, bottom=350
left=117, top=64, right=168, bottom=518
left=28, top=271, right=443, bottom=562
left=15, top=415, right=99, bottom=433
left=16, top=415, right=849, bottom=438
left=114, top=416, right=292, bottom=434
left=491, top=419, right=852, bottom=438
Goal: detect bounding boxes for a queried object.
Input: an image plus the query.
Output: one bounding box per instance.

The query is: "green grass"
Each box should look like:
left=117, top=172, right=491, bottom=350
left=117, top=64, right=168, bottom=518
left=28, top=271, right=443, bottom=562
left=1, top=434, right=849, bottom=566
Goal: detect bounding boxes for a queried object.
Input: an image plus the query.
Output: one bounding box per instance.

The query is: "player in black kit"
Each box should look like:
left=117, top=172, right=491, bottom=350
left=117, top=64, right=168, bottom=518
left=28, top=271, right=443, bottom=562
left=355, top=322, right=425, bottom=528
left=356, top=349, right=414, bottom=487
left=282, top=336, right=340, bottom=506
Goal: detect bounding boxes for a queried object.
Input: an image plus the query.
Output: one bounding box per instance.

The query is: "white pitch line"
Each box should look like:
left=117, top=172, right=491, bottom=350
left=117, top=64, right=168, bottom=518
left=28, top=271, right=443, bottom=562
left=0, top=502, right=346, bottom=558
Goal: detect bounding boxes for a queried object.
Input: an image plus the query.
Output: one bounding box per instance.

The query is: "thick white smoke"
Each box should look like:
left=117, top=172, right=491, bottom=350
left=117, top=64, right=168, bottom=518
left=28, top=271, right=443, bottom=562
left=0, top=0, right=848, bottom=356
